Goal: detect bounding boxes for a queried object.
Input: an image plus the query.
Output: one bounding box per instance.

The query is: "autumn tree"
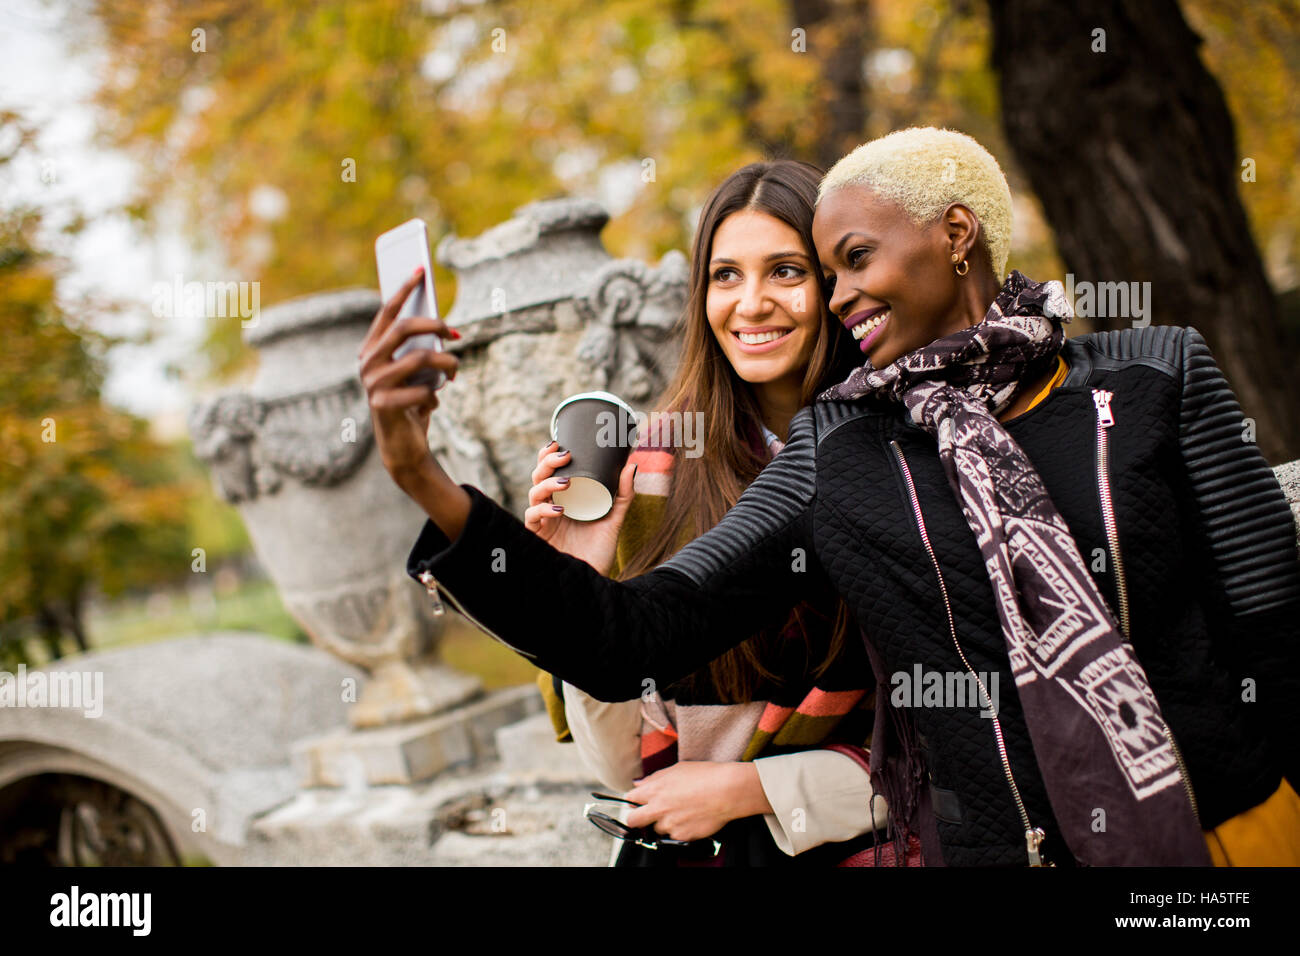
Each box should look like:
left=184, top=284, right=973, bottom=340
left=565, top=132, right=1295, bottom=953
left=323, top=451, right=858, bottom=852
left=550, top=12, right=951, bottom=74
left=79, top=0, right=899, bottom=379
left=79, top=0, right=1300, bottom=459
left=987, top=0, right=1300, bottom=462
left=0, top=111, right=195, bottom=665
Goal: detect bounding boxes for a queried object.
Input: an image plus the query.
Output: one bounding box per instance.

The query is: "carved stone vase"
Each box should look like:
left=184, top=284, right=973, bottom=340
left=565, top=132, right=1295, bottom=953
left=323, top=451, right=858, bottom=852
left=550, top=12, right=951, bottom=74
left=189, top=197, right=688, bottom=778
left=189, top=289, right=480, bottom=730
left=428, top=197, right=688, bottom=513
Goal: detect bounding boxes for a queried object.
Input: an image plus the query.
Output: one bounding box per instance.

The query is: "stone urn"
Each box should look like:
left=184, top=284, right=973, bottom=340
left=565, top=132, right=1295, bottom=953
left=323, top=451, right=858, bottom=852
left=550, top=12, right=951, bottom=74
left=189, top=288, right=480, bottom=729
left=189, top=196, right=688, bottom=778
left=429, top=196, right=688, bottom=513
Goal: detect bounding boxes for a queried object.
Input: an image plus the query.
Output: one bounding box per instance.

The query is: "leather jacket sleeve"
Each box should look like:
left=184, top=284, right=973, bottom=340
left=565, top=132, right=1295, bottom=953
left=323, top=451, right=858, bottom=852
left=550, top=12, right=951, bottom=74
left=406, top=405, right=831, bottom=701
left=1178, top=326, right=1300, bottom=780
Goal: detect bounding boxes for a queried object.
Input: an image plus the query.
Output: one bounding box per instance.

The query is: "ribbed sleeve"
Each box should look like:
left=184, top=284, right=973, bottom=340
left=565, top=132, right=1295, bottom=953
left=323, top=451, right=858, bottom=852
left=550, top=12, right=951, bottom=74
left=406, top=407, right=828, bottom=701
left=1178, top=326, right=1300, bottom=614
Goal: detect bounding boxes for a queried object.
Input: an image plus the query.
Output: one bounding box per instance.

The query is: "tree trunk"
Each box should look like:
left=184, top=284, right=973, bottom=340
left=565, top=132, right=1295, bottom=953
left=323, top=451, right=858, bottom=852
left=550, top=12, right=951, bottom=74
left=788, top=0, right=871, bottom=172
left=64, top=593, right=89, bottom=654
left=986, top=0, right=1300, bottom=464
left=37, top=607, right=63, bottom=662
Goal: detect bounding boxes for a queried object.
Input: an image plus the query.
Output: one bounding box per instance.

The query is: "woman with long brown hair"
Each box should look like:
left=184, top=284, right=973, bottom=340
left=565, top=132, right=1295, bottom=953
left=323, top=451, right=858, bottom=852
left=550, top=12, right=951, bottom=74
left=520, top=160, right=913, bottom=866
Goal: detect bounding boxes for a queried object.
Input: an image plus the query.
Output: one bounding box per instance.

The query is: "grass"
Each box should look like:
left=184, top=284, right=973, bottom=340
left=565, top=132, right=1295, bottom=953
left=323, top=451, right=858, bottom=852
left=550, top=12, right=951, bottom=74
left=86, top=578, right=307, bottom=652
left=439, top=612, right=541, bottom=689
left=24, top=577, right=539, bottom=690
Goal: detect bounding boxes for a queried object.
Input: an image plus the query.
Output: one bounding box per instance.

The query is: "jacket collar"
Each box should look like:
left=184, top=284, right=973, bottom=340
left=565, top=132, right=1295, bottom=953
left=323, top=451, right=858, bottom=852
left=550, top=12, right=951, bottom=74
left=823, top=335, right=1098, bottom=439
left=1060, top=336, right=1094, bottom=387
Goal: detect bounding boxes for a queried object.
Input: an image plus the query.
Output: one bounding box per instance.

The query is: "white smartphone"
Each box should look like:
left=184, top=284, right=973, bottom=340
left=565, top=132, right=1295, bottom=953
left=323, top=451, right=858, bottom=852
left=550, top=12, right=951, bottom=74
left=375, top=218, right=445, bottom=391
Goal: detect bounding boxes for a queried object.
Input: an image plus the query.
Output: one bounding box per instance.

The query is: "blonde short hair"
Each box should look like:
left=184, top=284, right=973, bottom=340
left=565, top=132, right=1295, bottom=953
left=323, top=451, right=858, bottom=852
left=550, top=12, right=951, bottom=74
left=817, top=127, right=1013, bottom=279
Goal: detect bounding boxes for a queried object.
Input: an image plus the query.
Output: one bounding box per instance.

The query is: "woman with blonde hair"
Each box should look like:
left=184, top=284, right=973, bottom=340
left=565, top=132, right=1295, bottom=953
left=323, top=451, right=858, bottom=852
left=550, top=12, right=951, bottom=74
left=369, top=127, right=1300, bottom=866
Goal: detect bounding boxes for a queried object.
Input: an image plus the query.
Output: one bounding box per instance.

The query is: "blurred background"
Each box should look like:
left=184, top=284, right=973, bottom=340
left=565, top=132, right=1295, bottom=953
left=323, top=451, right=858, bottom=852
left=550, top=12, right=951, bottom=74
left=2, top=0, right=1298, bottom=671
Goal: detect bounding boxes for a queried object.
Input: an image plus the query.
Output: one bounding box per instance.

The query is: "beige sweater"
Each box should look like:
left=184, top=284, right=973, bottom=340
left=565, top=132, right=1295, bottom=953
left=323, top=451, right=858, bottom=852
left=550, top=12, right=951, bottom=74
left=560, top=435, right=886, bottom=857
left=563, top=683, right=887, bottom=856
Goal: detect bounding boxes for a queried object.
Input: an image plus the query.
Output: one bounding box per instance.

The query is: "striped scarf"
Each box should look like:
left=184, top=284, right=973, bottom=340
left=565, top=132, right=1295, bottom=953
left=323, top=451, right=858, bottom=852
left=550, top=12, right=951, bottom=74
left=633, top=413, right=872, bottom=774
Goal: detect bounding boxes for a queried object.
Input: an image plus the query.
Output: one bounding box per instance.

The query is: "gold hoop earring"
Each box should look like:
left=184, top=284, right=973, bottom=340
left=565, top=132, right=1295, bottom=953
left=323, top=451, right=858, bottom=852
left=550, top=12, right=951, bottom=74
left=954, top=258, right=969, bottom=276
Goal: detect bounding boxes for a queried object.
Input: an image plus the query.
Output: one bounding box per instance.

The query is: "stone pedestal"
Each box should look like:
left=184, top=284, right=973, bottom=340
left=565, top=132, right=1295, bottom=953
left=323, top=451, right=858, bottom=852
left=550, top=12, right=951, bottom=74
left=189, top=196, right=688, bottom=791
left=246, top=690, right=612, bottom=867
left=291, top=685, right=541, bottom=788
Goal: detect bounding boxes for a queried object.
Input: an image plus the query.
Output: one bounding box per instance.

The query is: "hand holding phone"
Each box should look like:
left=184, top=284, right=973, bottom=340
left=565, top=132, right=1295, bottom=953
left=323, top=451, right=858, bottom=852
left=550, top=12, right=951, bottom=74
left=359, top=259, right=460, bottom=498
left=375, top=218, right=445, bottom=390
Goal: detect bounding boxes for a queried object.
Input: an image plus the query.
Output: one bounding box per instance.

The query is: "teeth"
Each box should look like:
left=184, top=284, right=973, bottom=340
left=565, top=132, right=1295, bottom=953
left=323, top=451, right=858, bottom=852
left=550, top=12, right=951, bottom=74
left=852, top=310, right=890, bottom=340
left=737, top=329, right=790, bottom=345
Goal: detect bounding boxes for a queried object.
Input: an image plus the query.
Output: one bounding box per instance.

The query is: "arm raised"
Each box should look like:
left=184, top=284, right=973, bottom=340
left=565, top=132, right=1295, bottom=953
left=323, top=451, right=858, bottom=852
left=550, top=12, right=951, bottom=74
left=404, top=406, right=833, bottom=701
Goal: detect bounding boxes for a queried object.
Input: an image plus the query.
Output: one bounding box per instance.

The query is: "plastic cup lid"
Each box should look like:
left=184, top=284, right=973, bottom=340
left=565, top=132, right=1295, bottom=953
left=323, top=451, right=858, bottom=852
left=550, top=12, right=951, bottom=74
left=549, top=390, right=638, bottom=441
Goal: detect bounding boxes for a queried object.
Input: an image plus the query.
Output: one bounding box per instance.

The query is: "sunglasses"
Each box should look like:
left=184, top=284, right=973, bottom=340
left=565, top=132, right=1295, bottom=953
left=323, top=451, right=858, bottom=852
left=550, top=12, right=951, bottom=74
left=583, top=792, right=722, bottom=859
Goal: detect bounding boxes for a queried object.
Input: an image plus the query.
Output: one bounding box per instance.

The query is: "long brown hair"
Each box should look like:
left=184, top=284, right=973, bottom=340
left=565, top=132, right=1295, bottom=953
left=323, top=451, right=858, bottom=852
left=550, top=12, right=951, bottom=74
left=616, top=160, right=863, bottom=702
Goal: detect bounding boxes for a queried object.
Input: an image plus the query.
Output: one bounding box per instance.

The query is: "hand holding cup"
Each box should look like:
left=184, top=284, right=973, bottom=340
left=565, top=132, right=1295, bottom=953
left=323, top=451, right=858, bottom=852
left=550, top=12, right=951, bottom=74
left=524, top=438, right=637, bottom=576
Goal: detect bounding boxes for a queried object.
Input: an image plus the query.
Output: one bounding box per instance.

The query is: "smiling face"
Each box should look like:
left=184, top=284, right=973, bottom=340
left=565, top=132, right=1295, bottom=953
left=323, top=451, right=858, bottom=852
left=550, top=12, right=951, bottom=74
left=813, top=185, right=974, bottom=368
left=705, top=209, right=822, bottom=386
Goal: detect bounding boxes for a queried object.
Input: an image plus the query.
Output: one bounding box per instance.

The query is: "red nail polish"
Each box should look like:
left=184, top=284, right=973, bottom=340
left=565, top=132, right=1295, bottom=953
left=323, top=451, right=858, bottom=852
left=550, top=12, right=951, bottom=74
left=449, top=328, right=461, bottom=340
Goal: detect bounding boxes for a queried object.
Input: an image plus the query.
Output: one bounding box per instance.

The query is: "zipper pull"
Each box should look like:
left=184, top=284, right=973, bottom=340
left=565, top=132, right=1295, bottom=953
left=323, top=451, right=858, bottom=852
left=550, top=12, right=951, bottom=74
left=416, top=570, right=446, bottom=616
left=1025, top=827, right=1047, bottom=867
left=1092, top=388, right=1115, bottom=427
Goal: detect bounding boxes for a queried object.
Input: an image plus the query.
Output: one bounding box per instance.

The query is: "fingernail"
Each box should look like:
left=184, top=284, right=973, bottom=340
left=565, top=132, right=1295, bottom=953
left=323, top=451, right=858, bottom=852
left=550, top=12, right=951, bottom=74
left=556, top=477, right=570, bottom=485
left=551, top=505, right=563, bottom=512
left=542, top=439, right=555, bottom=451
left=448, top=328, right=461, bottom=340
left=556, top=447, right=568, bottom=456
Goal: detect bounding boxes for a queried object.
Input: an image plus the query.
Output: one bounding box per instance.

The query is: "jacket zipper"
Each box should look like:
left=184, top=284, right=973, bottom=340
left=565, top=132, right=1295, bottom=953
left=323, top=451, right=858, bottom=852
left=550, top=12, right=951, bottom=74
left=1091, top=389, right=1130, bottom=636
left=416, top=569, right=540, bottom=661
left=1091, top=388, right=1199, bottom=823
left=890, top=440, right=1048, bottom=867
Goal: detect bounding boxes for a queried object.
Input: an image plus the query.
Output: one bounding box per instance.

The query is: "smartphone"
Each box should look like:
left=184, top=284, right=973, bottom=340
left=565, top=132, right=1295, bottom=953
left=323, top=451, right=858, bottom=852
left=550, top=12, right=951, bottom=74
left=375, top=218, right=445, bottom=390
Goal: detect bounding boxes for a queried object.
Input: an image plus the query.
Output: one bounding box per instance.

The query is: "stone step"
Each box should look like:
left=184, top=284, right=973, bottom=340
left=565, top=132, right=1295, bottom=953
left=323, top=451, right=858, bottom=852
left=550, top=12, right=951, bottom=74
left=494, top=710, right=595, bottom=780
left=290, top=684, right=544, bottom=787
left=244, top=766, right=612, bottom=866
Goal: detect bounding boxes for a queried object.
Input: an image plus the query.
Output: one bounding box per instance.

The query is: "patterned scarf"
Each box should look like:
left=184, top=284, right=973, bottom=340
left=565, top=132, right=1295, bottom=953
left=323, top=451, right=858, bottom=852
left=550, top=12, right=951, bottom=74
left=817, top=271, right=1210, bottom=866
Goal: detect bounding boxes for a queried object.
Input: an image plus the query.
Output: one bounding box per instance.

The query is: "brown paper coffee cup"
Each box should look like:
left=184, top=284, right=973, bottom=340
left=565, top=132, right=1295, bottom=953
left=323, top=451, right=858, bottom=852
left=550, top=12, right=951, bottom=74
left=549, top=391, right=638, bottom=521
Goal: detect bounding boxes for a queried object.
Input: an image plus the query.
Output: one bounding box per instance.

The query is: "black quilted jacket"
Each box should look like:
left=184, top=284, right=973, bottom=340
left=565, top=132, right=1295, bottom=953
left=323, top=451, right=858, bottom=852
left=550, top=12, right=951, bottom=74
left=407, top=326, right=1300, bottom=866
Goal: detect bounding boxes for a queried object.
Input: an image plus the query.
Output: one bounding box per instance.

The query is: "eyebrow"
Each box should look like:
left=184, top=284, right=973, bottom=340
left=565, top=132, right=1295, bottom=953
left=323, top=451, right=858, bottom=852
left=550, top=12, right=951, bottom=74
left=820, top=232, right=872, bottom=274
left=709, top=250, right=809, bottom=266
